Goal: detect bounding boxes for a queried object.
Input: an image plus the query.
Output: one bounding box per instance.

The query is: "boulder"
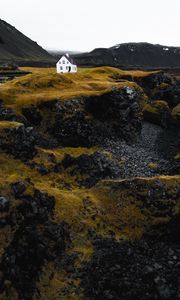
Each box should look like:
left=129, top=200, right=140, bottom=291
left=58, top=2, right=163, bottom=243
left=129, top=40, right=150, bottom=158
left=11, top=181, right=27, bottom=197
left=0, top=106, right=16, bottom=121
left=61, top=151, right=120, bottom=187
left=152, top=81, right=180, bottom=108
left=137, top=71, right=173, bottom=90
left=0, top=197, right=9, bottom=212
left=172, top=103, right=180, bottom=125
left=0, top=219, right=68, bottom=299
left=0, top=123, right=36, bottom=160
left=53, top=86, right=145, bottom=147
left=143, top=100, right=171, bottom=127
left=22, top=105, right=42, bottom=126
left=81, top=226, right=180, bottom=300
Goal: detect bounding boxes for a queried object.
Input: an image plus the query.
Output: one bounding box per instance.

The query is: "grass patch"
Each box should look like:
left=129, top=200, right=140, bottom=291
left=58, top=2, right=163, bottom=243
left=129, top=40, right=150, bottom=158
left=148, top=162, right=158, bottom=170
left=0, top=66, right=152, bottom=111
left=0, top=121, right=22, bottom=129
left=143, top=100, right=169, bottom=114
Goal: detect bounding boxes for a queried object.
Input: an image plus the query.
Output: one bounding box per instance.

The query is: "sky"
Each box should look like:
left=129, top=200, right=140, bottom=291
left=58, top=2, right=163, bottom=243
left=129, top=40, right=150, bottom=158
left=1, top=0, right=180, bottom=52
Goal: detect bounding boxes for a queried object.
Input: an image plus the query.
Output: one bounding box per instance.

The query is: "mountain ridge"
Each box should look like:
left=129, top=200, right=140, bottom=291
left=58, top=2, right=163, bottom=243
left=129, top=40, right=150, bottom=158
left=0, top=19, right=55, bottom=66
left=72, top=42, right=180, bottom=69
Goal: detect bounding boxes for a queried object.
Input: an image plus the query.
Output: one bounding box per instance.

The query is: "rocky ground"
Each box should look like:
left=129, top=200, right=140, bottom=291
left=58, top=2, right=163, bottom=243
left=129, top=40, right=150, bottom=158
left=0, top=67, right=179, bottom=299
left=105, top=122, right=174, bottom=178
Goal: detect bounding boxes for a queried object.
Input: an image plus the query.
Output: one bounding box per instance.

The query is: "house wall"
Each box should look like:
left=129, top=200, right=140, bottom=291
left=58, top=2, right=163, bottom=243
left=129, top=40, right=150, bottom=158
left=56, top=55, right=77, bottom=73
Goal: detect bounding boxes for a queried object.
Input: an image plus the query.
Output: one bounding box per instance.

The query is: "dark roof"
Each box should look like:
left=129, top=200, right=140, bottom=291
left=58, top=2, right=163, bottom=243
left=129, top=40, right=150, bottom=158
left=63, top=54, right=75, bottom=65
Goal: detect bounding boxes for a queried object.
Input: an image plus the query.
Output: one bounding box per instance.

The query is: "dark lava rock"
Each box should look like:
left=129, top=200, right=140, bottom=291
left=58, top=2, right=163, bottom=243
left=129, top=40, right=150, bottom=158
left=53, top=87, right=144, bottom=147
left=152, top=81, right=180, bottom=109
left=22, top=105, right=42, bottom=126
left=11, top=181, right=27, bottom=197
left=156, top=126, right=180, bottom=161
left=138, top=71, right=173, bottom=91
left=170, top=155, right=180, bottom=175
left=61, top=151, right=120, bottom=187
left=36, top=164, right=49, bottom=175
left=0, top=105, right=16, bottom=121
left=114, top=71, right=180, bottom=111
left=0, top=221, right=68, bottom=300
left=0, top=101, right=24, bottom=123
left=172, top=103, right=180, bottom=126
left=0, top=125, right=37, bottom=160
left=0, top=187, right=69, bottom=300
left=143, top=100, right=171, bottom=127
left=0, top=196, right=9, bottom=212
left=81, top=217, right=180, bottom=300
left=16, top=189, right=55, bottom=223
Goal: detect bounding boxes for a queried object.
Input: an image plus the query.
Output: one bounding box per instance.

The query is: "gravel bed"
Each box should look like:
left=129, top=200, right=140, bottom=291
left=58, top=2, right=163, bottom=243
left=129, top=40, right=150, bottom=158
left=105, top=122, right=172, bottom=178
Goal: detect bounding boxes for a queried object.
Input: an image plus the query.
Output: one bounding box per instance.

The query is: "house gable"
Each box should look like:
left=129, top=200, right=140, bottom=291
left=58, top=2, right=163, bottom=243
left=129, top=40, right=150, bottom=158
left=56, top=54, right=77, bottom=73
left=57, top=55, right=71, bottom=65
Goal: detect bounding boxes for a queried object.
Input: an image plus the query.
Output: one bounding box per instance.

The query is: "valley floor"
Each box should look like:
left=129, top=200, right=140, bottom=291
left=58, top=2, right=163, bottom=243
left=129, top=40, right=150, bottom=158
left=0, top=66, right=179, bottom=300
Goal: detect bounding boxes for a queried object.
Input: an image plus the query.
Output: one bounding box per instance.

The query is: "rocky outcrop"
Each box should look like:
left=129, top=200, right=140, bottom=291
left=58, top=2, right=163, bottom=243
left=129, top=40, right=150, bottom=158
left=52, top=86, right=144, bottom=147
left=0, top=184, right=69, bottom=300
left=172, top=104, right=180, bottom=125
left=151, top=85, right=180, bottom=109
left=0, top=196, right=9, bottom=212
left=118, top=71, right=173, bottom=93
left=20, top=85, right=145, bottom=148
left=61, top=151, right=120, bottom=187
left=0, top=104, right=17, bottom=121
left=22, top=105, right=42, bottom=126
left=143, top=100, right=171, bottom=126
left=0, top=67, right=179, bottom=300
left=79, top=177, right=180, bottom=300
left=0, top=123, right=36, bottom=160
left=81, top=220, right=180, bottom=300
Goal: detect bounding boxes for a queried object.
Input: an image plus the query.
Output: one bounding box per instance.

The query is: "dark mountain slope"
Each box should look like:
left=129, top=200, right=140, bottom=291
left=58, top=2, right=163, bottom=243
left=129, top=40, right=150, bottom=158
left=72, top=42, right=180, bottom=69
left=0, top=19, right=55, bottom=66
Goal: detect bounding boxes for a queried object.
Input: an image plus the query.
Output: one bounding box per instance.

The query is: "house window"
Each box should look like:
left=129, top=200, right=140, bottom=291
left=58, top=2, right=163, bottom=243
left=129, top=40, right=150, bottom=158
left=62, top=60, right=65, bottom=64
left=60, top=66, right=63, bottom=70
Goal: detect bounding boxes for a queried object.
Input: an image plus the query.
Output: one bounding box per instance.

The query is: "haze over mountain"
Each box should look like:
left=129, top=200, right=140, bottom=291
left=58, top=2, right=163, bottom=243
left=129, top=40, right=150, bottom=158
left=72, top=42, right=180, bottom=69
left=0, top=19, right=55, bottom=66
left=1, top=18, right=180, bottom=70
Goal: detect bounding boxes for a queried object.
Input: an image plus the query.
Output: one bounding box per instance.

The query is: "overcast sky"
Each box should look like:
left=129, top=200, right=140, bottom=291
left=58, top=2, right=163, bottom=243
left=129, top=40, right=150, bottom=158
left=1, top=0, right=180, bottom=52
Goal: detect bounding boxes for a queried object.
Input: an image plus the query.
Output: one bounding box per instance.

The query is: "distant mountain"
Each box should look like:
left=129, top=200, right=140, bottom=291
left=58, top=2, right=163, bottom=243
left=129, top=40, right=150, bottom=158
left=0, top=19, right=55, bottom=66
left=49, top=50, right=82, bottom=60
left=72, top=42, right=180, bottom=69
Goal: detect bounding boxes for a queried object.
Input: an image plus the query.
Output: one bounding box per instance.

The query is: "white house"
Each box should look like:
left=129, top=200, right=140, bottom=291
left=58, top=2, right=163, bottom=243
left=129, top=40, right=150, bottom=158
left=56, top=54, right=77, bottom=73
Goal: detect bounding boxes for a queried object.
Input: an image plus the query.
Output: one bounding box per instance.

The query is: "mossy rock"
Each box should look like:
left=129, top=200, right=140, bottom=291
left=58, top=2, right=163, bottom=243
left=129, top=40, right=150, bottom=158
left=147, top=162, right=158, bottom=170
left=0, top=120, right=22, bottom=130
left=143, top=100, right=171, bottom=126
left=172, top=103, right=180, bottom=124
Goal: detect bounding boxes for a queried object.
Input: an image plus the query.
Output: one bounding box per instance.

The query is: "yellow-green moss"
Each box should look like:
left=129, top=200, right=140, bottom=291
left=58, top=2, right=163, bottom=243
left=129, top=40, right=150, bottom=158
left=0, top=66, right=147, bottom=111
left=34, top=262, right=84, bottom=300
left=148, top=162, right=158, bottom=170
left=0, top=148, right=179, bottom=299
left=172, top=103, right=180, bottom=121
left=0, top=120, right=22, bottom=130
left=33, top=147, right=98, bottom=166
left=175, top=153, right=180, bottom=159
left=143, top=100, right=169, bottom=114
